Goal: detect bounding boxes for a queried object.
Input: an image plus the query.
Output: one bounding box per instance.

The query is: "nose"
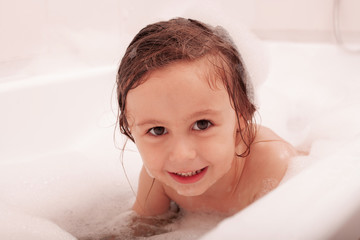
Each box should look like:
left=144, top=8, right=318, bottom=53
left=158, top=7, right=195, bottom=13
left=168, top=136, right=197, bottom=163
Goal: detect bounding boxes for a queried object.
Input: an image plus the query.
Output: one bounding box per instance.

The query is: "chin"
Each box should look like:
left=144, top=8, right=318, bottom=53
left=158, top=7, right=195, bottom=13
left=175, top=186, right=208, bottom=197
left=171, top=177, right=218, bottom=197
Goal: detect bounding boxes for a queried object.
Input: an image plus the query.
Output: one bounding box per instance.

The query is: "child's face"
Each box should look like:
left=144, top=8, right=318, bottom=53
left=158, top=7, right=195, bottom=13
left=126, top=59, right=239, bottom=196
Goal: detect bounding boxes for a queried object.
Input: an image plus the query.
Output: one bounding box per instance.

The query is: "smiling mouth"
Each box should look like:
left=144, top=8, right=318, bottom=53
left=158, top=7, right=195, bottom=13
left=173, top=167, right=206, bottom=177
left=169, top=167, right=208, bottom=184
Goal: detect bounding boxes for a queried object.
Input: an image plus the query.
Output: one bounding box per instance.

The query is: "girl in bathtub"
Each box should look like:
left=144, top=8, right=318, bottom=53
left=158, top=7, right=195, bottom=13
left=116, top=17, right=297, bottom=235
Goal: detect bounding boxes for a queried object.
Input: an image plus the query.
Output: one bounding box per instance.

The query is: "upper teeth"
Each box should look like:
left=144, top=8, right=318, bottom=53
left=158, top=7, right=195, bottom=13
left=175, top=169, right=202, bottom=177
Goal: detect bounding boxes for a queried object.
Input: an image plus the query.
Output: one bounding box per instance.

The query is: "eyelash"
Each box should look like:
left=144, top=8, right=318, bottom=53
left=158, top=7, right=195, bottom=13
left=147, top=119, right=213, bottom=136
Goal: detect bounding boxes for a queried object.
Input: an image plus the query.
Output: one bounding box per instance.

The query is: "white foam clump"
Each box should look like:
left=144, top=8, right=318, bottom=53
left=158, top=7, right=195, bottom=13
left=0, top=151, right=138, bottom=239
left=0, top=202, right=75, bottom=240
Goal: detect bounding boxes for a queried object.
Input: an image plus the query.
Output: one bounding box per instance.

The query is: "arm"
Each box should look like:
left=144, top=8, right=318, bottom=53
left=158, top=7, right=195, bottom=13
left=132, top=166, right=171, bottom=216
left=129, top=167, right=176, bottom=237
left=91, top=168, right=174, bottom=239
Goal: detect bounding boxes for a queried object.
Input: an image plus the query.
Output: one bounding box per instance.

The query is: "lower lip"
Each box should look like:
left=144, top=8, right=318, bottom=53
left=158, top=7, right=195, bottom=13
left=169, top=167, right=208, bottom=184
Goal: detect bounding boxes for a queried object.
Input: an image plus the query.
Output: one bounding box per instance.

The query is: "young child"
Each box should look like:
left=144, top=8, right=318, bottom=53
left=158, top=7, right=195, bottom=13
left=116, top=18, right=297, bottom=219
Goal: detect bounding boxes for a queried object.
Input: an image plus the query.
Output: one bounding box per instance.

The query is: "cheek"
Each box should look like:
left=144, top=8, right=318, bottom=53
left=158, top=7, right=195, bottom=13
left=135, top=140, right=164, bottom=171
left=199, top=129, right=236, bottom=163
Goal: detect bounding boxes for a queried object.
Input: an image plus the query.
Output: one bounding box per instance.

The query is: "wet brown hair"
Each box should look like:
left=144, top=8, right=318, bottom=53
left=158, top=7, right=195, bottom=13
left=117, top=17, right=256, bottom=157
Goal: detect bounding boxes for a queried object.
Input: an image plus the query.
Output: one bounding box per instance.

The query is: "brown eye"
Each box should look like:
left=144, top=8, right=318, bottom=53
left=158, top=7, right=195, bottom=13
left=149, top=127, right=167, bottom=136
left=193, top=120, right=211, bottom=131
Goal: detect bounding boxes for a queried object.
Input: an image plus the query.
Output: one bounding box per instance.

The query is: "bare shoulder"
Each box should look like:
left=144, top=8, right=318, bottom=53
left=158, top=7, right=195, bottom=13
left=250, top=126, right=297, bottom=173
left=132, top=166, right=171, bottom=216
left=251, top=126, right=298, bottom=159
left=245, top=126, right=298, bottom=199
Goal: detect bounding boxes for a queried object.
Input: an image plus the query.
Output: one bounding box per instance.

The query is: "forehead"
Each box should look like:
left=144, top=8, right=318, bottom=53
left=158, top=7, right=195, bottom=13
left=125, top=58, right=233, bottom=122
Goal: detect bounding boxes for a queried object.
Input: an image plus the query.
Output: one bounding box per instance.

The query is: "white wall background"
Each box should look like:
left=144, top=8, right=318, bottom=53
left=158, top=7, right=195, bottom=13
left=0, top=0, right=359, bottom=81
left=252, top=0, right=360, bottom=41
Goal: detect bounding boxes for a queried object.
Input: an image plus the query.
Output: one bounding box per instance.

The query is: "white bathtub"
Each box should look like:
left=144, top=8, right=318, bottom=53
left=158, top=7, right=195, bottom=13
left=1, top=41, right=360, bottom=240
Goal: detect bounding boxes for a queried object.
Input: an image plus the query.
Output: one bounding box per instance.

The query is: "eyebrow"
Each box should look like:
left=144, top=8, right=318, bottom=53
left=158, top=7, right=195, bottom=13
left=187, top=109, right=221, bottom=120
left=136, top=119, right=165, bottom=127
left=135, top=109, right=221, bottom=127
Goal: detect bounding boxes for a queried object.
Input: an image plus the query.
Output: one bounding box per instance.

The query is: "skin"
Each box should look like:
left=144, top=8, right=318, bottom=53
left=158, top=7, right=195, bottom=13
left=126, top=58, right=297, bottom=217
